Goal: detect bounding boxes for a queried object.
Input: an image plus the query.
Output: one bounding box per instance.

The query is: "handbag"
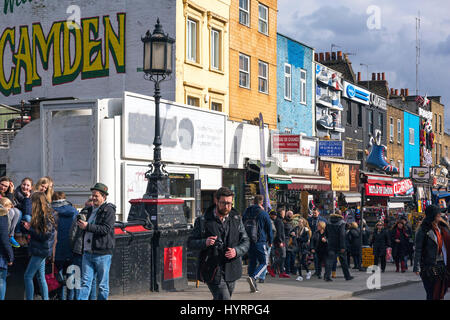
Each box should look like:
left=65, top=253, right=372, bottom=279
left=45, top=262, right=63, bottom=292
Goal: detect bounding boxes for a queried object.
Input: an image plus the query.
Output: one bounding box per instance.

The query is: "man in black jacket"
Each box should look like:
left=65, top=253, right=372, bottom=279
left=324, top=211, right=353, bottom=281
left=188, top=187, right=249, bottom=300
left=76, top=183, right=116, bottom=300
left=272, top=207, right=290, bottom=278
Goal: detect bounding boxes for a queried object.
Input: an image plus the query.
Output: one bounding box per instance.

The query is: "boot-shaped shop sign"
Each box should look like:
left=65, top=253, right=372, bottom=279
left=366, top=129, right=399, bottom=174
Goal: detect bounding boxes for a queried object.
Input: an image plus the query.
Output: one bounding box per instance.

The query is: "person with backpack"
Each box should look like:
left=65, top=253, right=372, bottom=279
left=242, top=195, right=273, bottom=293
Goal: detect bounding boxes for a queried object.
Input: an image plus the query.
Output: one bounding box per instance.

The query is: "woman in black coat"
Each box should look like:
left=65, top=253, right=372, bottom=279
left=347, top=222, right=361, bottom=269
left=414, top=205, right=450, bottom=300
left=390, top=220, right=410, bottom=272
left=371, top=221, right=391, bottom=272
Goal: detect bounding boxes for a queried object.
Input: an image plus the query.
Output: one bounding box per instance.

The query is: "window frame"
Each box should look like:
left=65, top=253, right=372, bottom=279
left=397, top=119, right=401, bottom=144
left=389, top=117, right=394, bottom=142
left=210, top=28, right=221, bottom=71
left=258, top=3, right=269, bottom=35
left=409, top=128, right=415, bottom=145
left=258, top=60, right=268, bottom=94
left=284, top=63, right=292, bottom=101
left=300, top=69, right=307, bottom=105
left=187, top=95, right=200, bottom=107
left=186, top=17, right=198, bottom=63
left=211, top=101, right=222, bottom=112
left=239, top=53, right=250, bottom=89
left=239, top=0, right=250, bottom=27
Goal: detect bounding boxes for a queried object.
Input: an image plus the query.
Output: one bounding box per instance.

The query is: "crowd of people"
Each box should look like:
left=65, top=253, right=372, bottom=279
left=0, top=176, right=116, bottom=300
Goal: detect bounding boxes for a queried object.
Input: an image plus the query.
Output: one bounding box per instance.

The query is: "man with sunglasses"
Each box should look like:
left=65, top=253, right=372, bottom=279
left=188, top=187, right=249, bottom=300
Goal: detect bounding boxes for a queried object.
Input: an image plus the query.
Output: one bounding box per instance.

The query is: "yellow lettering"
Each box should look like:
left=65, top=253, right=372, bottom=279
left=0, top=28, right=15, bottom=96
left=103, top=13, right=125, bottom=73
left=13, top=25, right=33, bottom=93
left=82, top=17, right=106, bottom=78
left=60, top=21, right=82, bottom=84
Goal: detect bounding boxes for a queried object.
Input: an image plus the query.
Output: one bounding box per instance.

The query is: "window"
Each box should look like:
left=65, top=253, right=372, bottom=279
left=435, top=114, right=438, bottom=132
left=346, top=100, right=352, bottom=125
left=439, top=115, right=442, bottom=133
left=409, top=128, right=414, bottom=145
left=258, top=3, right=268, bottom=35
left=357, top=104, right=362, bottom=127
left=239, top=53, right=250, bottom=88
left=368, top=110, right=374, bottom=135
left=378, top=113, right=383, bottom=136
left=258, top=60, right=268, bottom=93
left=284, top=128, right=292, bottom=134
left=187, top=18, right=198, bottom=62
left=398, top=160, right=403, bottom=177
left=187, top=96, right=200, bottom=107
left=300, top=69, right=307, bottom=104
left=397, top=119, right=401, bottom=143
left=210, top=29, right=221, bottom=70
left=284, top=64, right=291, bottom=100
left=239, top=0, right=250, bottom=26
left=389, top=118, right=394, bottom=142
left=211, top=102, right=222, bottom=112
left=446, top=145, right=448, bottom=158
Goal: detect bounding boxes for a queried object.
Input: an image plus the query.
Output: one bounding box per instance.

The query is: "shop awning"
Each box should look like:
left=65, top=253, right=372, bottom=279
left=288, top=175, right=331, bottom=191
left=248, top=160, right=292, bottom=184
left=342, top=192, right=361, bottom=204
left=432, top=191, right=450, bottom=199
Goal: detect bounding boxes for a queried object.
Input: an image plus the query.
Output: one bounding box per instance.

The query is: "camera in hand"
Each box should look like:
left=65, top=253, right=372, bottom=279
left=212, top=238, right=224, bottom=257
left=77, top=213, right=87, bottom=222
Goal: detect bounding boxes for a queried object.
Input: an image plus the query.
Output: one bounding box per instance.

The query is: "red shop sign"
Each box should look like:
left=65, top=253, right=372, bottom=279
left=164, top=246, right=183, bottom=280
left=365, top=183, right=394, bottom=197
left=393, top=179, right=414, bottom=196
left=273, top=134, right=300, bottom=153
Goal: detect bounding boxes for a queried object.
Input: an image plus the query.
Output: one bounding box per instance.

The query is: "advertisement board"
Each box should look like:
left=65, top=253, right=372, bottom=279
left=318, top=140, right=344, bottom=157
left=331, top=163, right=349, bottom=191
left=272, top=134, right=301, bottom=153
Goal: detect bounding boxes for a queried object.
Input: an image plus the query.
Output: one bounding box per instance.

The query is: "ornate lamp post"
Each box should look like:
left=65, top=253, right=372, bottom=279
left=141, top=18, right=175, bottom=199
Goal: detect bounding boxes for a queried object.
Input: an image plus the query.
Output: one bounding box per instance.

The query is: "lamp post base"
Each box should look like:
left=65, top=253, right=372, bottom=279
left=144, top=174, right=170, bottom=199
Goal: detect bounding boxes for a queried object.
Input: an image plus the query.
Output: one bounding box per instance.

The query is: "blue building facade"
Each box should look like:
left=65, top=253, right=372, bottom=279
left=277, top=33, right=314, bottom=136
left=403, top=111, right=420, bottom=177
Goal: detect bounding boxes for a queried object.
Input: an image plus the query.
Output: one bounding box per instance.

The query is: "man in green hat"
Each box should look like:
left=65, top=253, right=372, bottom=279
left=76, top=182, right=116, bottom=300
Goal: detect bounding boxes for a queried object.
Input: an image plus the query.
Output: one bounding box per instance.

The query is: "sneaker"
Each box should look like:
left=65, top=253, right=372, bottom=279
left=306, top=271, right=312, bottom=280
left=279, top=272, right=291, bottom=278
left=296, top=276, right=304, bottom=281
left=331, top=271, right=336, bottom=279
left=247, top=276, right=257, bottom=293
left=10, top=236, right=20, bottom=248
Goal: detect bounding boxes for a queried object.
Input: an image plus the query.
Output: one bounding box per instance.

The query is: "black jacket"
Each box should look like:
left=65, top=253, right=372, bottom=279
left=347, top=228, right=361, bottom=255
left=273, top=217, right=286, bottom=247
left=69, top=202, right=116, bottom=256
left=362, top=228, right=371, bottom=246
left=0, top=215, right=13, bottom=269
left=311, top=230, right=328, bottom=257
left=390, top=226, right=410, bottom=258
left=371, top=228, right=391, bottom=257
left=292, top=226, right=310, bottom=255
left=187, top=206, right=249, bottom=284
left=26, top=213, right=57, bottom=258
left=413, top=221, right=450, bottom=273
left=325, top=214, right=346, bottom=252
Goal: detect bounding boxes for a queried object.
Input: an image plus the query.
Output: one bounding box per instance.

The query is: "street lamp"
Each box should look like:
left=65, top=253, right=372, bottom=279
left=141, top=18, right=175, bottom=199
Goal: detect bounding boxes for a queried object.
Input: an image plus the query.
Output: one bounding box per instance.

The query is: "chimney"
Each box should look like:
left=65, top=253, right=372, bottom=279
left=395, top=89, right=399, bottom=96
left=325, top=52, right=331, bottom=60
left=405, top=88, right=409, bottom=96
left=337, top=51, right=343, bottom=60
left=372, top=73, right=376, bottom=81
left=401, top=89, right=405, bottom=96
left=331, top=51, right=336, bottom=60
left=382, top=72, right=385, bottom=81
left=390, top=88, right=394, bottom=95
left=357, top=72, right=361, bottom=82
left=319, top=52, right=324, bottom=61
left=377, top=73, right=381, bottom=81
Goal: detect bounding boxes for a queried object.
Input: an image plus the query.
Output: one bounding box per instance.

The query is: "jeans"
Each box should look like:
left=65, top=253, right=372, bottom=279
left=79, top=253, right=111, bottom=300
left=207, top=275, right=236, bottom=300
left=24, top=256, right=48, bottom=300
left=273, top=246, right=286, bottom=274
left=325, top=250, right=351, bottom=280
left=296, top=253, right=309, bottom=276
left=285, top=250, right=296, bottom=274
left=259, top=246, right=272, bottom=280
left=17, top=213, right=31, bottom=234
left=374, top=255, right=386, bottom=271
left=248, top=242, right=269, bottom=279
left=7, top=208, right=21, bottom=237
left=0, top=268, right=7, bottom=300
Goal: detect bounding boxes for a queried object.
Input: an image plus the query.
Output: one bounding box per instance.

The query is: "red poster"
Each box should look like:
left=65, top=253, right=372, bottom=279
left=164, top=246, right=183, bottom=280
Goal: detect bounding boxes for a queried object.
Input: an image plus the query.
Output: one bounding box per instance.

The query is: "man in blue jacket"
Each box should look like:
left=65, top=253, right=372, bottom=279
left=243, top=195, right=273, bottom=293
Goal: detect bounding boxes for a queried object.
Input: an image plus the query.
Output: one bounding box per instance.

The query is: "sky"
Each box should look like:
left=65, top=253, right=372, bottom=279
left=277, top=0, right=450, bottom=131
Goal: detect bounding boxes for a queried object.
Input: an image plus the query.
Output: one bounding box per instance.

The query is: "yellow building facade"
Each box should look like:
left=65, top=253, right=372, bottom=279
left=229, top=0, right=277, bottom=128
left=176, top=0, right=230, bottom=114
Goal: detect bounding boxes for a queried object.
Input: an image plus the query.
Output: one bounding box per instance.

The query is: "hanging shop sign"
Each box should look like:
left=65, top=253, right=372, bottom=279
left=315, top=64, right=343, bottom=91
left=433, top=166, right=449, bottom=187
left=272, top=134, right=301, bottom=154
left=350, top=165, right=359, bottom=191
left=342, top=81, right=370, bottom=105
left=393, top=179, right=414, bottom=196
left=331, top=163, right=349, bottom=191
left=318, top=140, right=344, bottom=157
left=411, top=166, right=431, bottom=183
left=365, top=183, right=394, bottom=197
left=370, top=93, right=387, bottom=110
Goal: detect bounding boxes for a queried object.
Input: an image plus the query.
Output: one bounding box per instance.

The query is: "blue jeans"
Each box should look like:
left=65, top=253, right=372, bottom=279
left=0, top=268, right=7, bottom=300
left=248, top=242, right=269, bottom=279
left=24, top=256, right=48, bottom=300
left=70, top=255, right=97, bottom=300
left=16, top=213, right=31, bottom=234
left=79, top=253, right=111, bottom=300
left=259, top=246, right=272, bottom=280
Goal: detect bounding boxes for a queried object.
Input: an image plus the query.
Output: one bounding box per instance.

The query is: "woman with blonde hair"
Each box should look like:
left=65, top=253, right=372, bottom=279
left=292, top=217, right=312, bottom=281
left=0, top=198, right=14, bottom=300
left=33, top=177, right=52, bottom=203
left=22, top=192, right=57, bottom=300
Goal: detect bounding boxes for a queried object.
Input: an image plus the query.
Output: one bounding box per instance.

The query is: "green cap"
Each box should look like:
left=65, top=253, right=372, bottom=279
left=90, top=182, right=109, bottom=196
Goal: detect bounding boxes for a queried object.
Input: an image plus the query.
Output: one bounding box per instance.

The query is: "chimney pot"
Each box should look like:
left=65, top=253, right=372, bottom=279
left=372, top=73, right=376, bottom=80
left=337, top=51, right=343, bottom=60
left=401, top=89, right=405, bottom=96
left=382, top=72, right=385, bottom=81
left=331, top=52, right=336, bottom=60
left=390, top=88, right=394, bottom=95
left=395, top=89, right=399, bottom=96
left=377, top=73, right=381, bottom=81
left=405, top=88, right=409, bottom=96
left=357, top=72, right=361, bottom=82
left=319, top=52, right=324, bottom=61
left=325, top=52, right=331, bottom=60
left=314, top=53, right=319, bottom=61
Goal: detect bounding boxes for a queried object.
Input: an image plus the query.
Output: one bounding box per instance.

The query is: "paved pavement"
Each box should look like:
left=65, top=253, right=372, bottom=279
left=110, top=262, right=422, bottom=300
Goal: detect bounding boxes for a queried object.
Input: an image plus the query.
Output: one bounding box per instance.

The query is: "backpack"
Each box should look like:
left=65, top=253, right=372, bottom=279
left=244, top=209, right=260, bottom=243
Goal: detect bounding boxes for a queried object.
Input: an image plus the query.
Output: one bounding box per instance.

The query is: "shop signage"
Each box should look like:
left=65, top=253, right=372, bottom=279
left=300, top=137, right=317, bottom=157
left=272, top=134, right=300, bottom=153
left=320, top=161, right=331, bottom=181
left=350, top=165, right=359, bottom=191
left=365, top=184, right=394, bottom=197
left=419, top=108, right=433, bottom=121
left=393, top=179, right=414, bottom=196
left=411, top=166, right=431, bottom=183
left=433, top=166, right=449, bottom=187
left=318, top=140, right=344, bottom=157
left=331, top=163, right=349, bottom=191
left=370, top=94, right=387, bottom=110
left=342, top=81, right=370, bottom=105
left=316, top=64, right=343, bottom=91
